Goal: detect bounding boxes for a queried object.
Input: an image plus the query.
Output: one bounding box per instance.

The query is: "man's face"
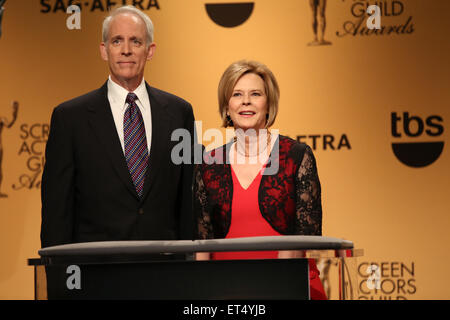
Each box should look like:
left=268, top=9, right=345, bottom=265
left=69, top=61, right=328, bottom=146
left=100, top=13, right=155, bottom=86
left=0, top=7, right=4, bottom=40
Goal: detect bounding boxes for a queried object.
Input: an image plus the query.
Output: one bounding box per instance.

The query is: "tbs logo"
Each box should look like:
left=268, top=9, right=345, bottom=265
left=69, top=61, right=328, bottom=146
left=391, top=112, right=444, bottom=168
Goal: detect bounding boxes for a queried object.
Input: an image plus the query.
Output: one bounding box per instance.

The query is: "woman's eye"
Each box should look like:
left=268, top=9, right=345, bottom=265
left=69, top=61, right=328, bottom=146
left=232, top=92, right=242, bottom=97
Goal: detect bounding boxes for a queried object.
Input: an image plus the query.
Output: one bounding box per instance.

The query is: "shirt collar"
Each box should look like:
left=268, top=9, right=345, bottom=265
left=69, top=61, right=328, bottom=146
left=107, top=76, right=148, bottom=111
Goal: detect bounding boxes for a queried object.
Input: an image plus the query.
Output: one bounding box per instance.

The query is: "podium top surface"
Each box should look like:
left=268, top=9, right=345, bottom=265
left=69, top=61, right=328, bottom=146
left=38, top=235, right=354, bottom=257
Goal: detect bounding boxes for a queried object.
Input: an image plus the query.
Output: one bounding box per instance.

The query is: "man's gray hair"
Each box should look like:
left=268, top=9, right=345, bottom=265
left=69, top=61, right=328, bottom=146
left=102, top=5, right=154, bottom=47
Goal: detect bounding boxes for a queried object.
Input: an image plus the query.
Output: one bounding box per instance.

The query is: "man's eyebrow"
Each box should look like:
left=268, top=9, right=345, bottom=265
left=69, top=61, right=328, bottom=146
left=111, top=35, right=143, bottom=41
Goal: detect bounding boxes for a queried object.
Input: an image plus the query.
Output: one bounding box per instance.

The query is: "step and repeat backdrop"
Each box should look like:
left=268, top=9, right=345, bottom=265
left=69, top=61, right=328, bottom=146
left=0, top=0, right=449, bottom=299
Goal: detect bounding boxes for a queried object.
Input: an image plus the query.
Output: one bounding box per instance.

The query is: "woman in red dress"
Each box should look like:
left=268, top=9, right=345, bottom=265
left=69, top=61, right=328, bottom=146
left=194, top=60, right=327, bottom=300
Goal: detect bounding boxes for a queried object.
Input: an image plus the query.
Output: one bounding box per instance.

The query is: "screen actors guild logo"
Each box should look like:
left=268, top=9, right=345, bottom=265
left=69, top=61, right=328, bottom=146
left=0, top=0, right=6, bottom=39
left=358, top=261, right=417, bottom=300
left=0, top=101, right=19, bottom=198
left=336, top=0, right=413, bottom=38
left=40, top=1, right=160, bottom=13
left=307, top=0, right=331, bottom=46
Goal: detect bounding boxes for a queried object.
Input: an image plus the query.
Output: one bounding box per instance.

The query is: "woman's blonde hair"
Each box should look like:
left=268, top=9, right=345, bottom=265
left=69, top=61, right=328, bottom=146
left=218, top=60, right=280, bottom=128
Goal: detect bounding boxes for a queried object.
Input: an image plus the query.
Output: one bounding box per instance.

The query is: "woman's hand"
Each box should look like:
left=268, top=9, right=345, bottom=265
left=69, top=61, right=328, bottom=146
left=195, top=252, right=211, bottom=260
left=278, top=250, right=306, bottom=259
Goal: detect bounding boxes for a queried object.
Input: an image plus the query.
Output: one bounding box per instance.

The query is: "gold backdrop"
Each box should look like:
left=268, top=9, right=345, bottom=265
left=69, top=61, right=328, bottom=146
left=0, top=0, right=448, bottom=299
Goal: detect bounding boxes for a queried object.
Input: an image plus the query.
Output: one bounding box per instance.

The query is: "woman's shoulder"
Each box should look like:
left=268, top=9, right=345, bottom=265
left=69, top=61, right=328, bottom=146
left=278, top=135, right=313, bottom=158
left=201, top=142, right=233, bottom=166
left=196, top=143, right=232, bottom=184
left=203, top=144, right=229, bottom=163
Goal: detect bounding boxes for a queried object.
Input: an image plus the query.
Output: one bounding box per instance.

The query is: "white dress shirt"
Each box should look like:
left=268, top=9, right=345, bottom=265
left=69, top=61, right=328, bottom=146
left=107, top=76, right=152, bottom=154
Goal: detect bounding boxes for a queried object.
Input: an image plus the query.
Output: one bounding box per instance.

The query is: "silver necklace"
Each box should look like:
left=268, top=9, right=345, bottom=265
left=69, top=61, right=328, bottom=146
left=234, top=131, right=272, bottom=157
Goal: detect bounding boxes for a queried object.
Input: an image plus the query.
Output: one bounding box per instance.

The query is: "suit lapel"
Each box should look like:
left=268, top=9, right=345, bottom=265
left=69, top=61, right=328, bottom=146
left=87, top=82, right=139, bottom=199
left=140, top=83, right=171, bottom=202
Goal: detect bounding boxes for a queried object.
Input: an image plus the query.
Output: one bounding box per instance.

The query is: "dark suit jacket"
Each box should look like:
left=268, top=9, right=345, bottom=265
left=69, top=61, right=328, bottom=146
left=41, top=82, right=196, bottom=248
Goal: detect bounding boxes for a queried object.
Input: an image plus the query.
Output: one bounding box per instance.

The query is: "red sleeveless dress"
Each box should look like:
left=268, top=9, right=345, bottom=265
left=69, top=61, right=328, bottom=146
left=212, top=167, right=327, bottom=300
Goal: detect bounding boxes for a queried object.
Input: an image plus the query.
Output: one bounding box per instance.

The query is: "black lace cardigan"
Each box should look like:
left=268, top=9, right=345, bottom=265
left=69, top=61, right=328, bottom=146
left=194, top=135, right=322, bottom=240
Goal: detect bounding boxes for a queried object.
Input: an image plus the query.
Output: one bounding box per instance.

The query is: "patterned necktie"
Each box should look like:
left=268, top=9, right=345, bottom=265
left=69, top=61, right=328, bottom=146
left=124, top=93, right=148, bottom=198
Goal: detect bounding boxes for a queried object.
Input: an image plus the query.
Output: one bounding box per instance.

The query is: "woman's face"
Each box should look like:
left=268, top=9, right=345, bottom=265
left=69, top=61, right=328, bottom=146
left=227, top=73, right=268, bottom=131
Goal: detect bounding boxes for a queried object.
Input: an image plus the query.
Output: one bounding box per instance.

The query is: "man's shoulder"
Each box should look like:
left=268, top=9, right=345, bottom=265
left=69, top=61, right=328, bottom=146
left=148, top=86, right=192, bottom=110
left=56, top=86, right=105, bottom=113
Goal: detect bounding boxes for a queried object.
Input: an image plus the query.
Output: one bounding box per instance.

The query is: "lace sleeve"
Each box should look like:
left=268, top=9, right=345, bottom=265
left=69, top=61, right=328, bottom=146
left=295, top=145, right=322, bottom=235
left=193, top=164, right=214, bottom=239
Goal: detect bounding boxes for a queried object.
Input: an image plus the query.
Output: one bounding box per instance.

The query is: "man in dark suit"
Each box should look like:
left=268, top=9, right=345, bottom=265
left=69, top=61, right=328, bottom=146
left=0, top=0, right=6, bottom=39
left=41, top=6, right=196, bottom=248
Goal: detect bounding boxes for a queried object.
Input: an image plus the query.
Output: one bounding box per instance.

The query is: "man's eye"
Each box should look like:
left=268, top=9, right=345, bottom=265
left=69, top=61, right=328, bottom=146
left=112, top=39, right=121, bottom=44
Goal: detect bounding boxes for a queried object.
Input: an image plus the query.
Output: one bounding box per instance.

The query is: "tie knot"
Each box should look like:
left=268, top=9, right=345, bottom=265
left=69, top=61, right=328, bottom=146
left=126, top=93, right=138, bottom=105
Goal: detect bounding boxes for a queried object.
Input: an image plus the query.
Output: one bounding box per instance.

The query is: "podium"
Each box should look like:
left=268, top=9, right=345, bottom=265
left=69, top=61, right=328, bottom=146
left=28, top=236, right=362, bottom=300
